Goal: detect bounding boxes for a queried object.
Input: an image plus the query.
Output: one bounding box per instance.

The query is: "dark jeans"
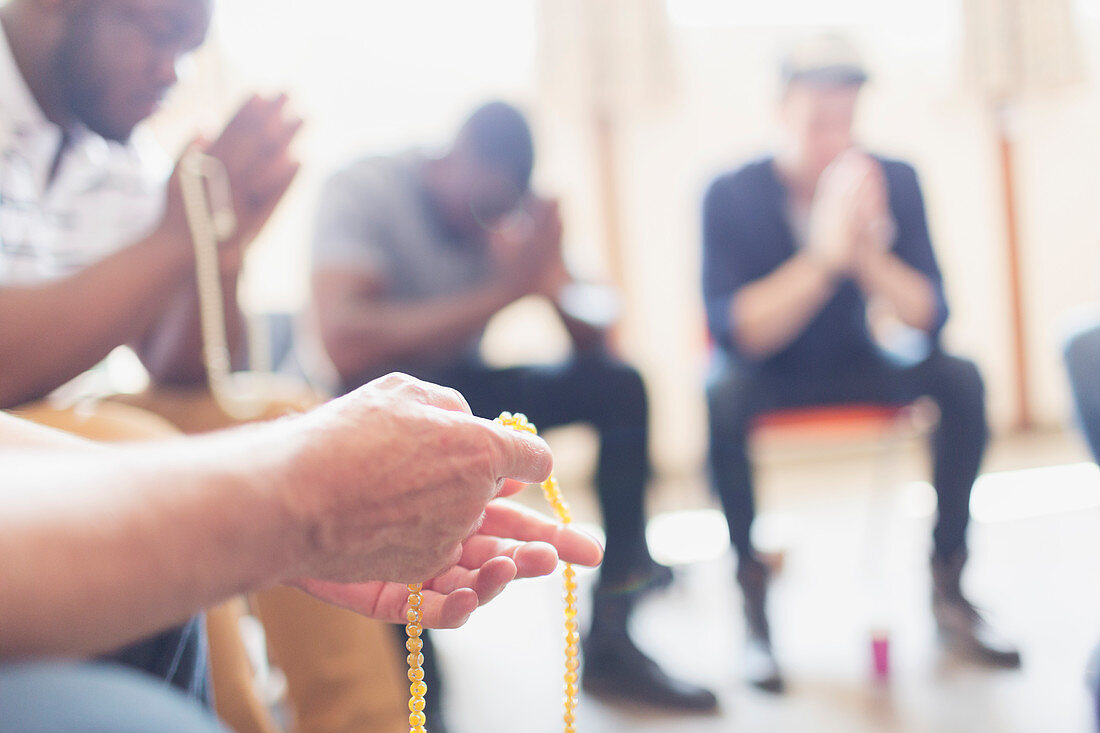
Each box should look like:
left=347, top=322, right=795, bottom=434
left=100, top=616, right=211, bottom=705
left=371, top=352, right=655, bottom=715
left=416, top=351, right=654, bottom=587
left=0, top=662, right=227, bottom=733
left=706, top=348, right=988, bottom=563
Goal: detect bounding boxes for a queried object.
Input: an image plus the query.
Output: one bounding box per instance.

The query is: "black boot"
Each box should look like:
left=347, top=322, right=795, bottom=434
left=581, top=593, right=718, bottom=712
left=931, top=551, right=1021, bottom=668
left=600, top=553, right=675, bottom=598
left=632, top=554, right=675, bottom=594
left=737, top=557, right=784, bottom=693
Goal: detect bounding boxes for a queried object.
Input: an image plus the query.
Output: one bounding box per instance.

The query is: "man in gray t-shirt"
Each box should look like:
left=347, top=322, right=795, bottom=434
left=311, top=102, right=717, bottom=712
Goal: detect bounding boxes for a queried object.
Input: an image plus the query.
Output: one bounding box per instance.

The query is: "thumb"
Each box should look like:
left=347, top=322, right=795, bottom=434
left=497, top=478, right=530, bottom=498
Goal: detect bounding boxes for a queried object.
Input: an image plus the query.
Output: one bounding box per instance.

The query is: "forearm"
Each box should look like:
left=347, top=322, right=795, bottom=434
left=322, top=284, right=517, bottom=380
left=138, top=272, right=248, bottom=385
left=731, top=252, right=838, bottom=359
left=550, top=283, right=611, bottom=353
left=556, top=306, right=608, bottom=353
left=857, top=252, right=938, bottom=332
left=0, top=428, right=296, bottom=659
left=0, top=235, right=190, bottom=408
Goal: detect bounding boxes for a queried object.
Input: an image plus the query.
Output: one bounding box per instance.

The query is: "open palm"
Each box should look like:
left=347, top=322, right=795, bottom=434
left=295, top=498, right=602, bottom=628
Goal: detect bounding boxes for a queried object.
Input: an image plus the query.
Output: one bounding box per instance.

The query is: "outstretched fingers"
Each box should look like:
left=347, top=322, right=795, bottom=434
left=425, top=555, right=519, bottom=606
left=478, top=500, right=603, bottom=567
left=457, top=533, right=560, bottom=579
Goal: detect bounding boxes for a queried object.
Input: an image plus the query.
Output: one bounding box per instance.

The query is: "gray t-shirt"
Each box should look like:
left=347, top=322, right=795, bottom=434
left=312, top=152, right=492, bottom=385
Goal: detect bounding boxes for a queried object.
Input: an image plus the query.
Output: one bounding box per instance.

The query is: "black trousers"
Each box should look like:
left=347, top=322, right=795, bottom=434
left=393, top=353, right=656, bottom=712
left=706, top=348, right=988, bottom=562
left=100, top=617, right=210, bottom=705
left=422, top=351, right=654, bottom=587
left=372, top=352, right=654, bottom=722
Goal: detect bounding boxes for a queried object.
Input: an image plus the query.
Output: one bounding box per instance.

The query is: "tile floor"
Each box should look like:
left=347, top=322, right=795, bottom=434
left=432, top=428, right=1100, bottom=732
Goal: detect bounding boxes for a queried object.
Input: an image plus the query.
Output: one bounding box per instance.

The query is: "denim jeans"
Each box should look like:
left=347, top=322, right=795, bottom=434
left=0, top=662, right=226, bottom=733
left=100, top=615, right=210, bottom=705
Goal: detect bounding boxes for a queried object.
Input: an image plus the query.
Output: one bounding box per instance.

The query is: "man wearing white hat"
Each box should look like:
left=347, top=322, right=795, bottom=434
left=702, top=34, right=1021, bottom=692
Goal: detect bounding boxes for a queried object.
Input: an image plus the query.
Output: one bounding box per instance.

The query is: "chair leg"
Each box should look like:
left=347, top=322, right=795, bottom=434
left=207, top=599, right=285, bottom=733
left=864, top=418, right=907, bottom=683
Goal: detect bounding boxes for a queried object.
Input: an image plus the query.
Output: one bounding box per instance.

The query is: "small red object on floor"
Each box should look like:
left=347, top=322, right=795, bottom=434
left=871, top=630, right=891, bottom=681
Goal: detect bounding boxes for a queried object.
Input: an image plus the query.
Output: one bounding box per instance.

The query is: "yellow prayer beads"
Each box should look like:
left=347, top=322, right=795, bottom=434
left=404, top=412, right=581, bottom=733
left=496, top=412, right=581, bottom=733
left=405, top=583, right=427, bottom=733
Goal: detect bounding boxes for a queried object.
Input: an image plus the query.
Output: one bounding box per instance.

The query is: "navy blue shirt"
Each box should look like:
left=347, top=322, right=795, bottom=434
left=702, top=155, right=948, bottom=374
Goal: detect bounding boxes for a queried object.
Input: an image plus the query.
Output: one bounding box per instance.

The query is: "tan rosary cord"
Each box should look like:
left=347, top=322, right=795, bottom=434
left=179, top=150, right=268, bottom=420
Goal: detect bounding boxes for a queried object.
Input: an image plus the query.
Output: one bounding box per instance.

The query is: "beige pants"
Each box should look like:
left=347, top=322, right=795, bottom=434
left=12, top=387, right=408, bottom=733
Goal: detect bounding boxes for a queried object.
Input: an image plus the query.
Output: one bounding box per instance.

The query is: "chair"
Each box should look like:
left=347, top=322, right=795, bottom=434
left=749, top=401, right=936, bottom=680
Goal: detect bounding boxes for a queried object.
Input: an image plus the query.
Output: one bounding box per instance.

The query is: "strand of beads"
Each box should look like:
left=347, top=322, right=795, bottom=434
left=405, top=412, right=581, bottom=733
left=405, top=583, right=427, bottom=733
left=496, top=412, right=580, bottom=733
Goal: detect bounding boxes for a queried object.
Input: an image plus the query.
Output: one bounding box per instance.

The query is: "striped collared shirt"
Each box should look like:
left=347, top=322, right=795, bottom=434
left=0, top=26, right=167, bottom=287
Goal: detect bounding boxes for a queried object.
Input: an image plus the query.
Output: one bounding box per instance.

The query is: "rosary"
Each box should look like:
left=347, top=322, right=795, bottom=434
left=180, top=150, right=277, bottom=420
left=406, top=412, right=581, bottom=733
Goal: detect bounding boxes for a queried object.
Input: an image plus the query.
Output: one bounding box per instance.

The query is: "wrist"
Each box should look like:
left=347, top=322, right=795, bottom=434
left=145, top=220, right=195, bottom=278
left=542, top=269, right=571, bottom=302
left=203, top=421, right=311, bottom=587
left=856, top=248, right=890, bottom=289
left=499, top=271, right=534, bottom=304
left=800, top=248, right=844, bottom=286
left=220, top=262, right=243, bottom=290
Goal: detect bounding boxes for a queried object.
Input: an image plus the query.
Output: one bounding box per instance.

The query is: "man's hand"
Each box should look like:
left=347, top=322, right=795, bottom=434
left=158, top=94, right=303, bottom=273
left=0, top=376, right=602, bottom=656
left=806, top=149, right=886, bottom=276
left=278, top=372, right=603, bottom=628
left=206, top=94, right=302, bottom=272
left=851, top=155, right=896, bottom=253
left=296, top=499, right=603, bottom=628
left=490, top=196, right=565, bottom=299
left=272, top=373, right=602, bottom=625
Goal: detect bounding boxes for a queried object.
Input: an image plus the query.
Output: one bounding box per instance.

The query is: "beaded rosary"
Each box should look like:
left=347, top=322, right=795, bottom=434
left=180, top=150, right=275, bottom=420
left=405, top=412, right=580, bottom=733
